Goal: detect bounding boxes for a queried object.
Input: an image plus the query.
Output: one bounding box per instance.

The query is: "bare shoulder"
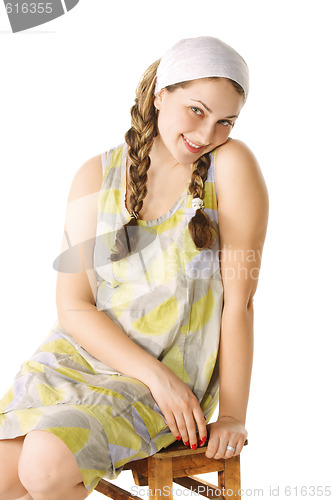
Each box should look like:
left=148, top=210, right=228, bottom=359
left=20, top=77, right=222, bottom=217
left=215, top=138, right=269, bottom=211
left=67, top=153, right=103, bottom=203
left=215, top=138, right=266, bottom=190
left=62, top=153, right=104, bottom=248
left=214, top=138, right=269, bottom=246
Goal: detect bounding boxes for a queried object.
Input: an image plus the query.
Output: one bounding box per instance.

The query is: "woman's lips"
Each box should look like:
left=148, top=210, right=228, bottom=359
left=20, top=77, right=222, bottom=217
left=182, top=134, right=204, bottom=153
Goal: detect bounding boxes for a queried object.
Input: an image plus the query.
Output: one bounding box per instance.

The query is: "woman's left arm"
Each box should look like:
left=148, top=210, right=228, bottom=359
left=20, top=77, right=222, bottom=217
left=205, top=139, right=269, bottom=459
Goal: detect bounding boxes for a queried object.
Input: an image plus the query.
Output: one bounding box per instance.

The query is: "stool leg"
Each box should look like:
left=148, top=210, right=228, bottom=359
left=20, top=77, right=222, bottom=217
left=218, top=455, right=241, bottom=500
left=147, top=457, right=173, bottom=500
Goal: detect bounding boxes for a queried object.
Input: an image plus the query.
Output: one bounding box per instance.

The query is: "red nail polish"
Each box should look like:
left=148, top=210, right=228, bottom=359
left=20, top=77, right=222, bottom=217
left=192, top=444, right=197, bottom=450
left=199, top=436, right=206, bottom=446
left=184, top=441, right=189, bottom=446
left=204, top=416, right=207, bottom=420
left=176, top=436, right=181, bottom=441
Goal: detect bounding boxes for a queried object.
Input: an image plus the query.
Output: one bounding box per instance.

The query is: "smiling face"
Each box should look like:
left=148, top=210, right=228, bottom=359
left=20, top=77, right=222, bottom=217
left=153, top=77, right=244, bottom=166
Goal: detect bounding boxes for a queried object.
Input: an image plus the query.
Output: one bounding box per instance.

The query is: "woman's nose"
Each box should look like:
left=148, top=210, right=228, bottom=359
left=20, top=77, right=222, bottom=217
left=196, top=122, right=216, bottom=145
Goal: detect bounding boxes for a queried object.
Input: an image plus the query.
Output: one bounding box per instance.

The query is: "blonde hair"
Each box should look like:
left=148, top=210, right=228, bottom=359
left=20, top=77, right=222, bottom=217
left=109, top=62, right=244, bottom=262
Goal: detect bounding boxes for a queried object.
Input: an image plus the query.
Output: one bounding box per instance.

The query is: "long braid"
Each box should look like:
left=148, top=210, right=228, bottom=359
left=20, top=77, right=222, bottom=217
left=188, top=153, right=217, bottom=249
left=109, top=59, right=160, bottom=262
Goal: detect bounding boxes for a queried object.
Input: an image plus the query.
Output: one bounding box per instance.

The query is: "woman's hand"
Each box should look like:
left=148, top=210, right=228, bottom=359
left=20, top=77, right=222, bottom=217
left=205, top=416, right=248, bottom=459
left=147, top=365, right=206, bottom=450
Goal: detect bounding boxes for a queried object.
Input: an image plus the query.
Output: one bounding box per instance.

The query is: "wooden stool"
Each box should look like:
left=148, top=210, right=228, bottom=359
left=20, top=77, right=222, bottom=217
left=95, top=438, right=248, bottom=500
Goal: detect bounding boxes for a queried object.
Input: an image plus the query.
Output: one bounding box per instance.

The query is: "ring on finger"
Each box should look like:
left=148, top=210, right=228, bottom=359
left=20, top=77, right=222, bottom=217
left=226, top=444, right=236, bottom=453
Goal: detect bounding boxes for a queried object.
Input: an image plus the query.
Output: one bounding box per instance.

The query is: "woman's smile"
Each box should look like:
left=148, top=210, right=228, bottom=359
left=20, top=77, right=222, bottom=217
left=182, top=134, right=205, bottom=153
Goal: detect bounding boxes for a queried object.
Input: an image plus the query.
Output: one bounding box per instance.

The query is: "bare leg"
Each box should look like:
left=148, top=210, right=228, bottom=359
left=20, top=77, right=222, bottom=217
left=18, top=431, right=90, bottom=500
left=0, top=435, right=29, bottom=499
left=0, top=437, right=89, bottom=500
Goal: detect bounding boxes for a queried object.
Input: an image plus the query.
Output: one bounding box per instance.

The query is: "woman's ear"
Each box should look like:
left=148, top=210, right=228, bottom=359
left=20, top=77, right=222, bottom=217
left=154, top=88, right=165, bottom=111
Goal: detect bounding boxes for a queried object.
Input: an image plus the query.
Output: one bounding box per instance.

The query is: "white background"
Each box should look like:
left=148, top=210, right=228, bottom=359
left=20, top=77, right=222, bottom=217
left=0, top=1, right=332, bottom=498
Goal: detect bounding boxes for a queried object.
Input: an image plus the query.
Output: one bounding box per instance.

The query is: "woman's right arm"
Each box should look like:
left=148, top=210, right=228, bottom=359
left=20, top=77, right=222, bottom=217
left=56, top=154, right=206, bottom=449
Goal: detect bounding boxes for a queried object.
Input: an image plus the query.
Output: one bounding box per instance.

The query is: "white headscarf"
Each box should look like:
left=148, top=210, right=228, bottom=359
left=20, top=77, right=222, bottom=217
left=154, top=36, right=249, bottom=101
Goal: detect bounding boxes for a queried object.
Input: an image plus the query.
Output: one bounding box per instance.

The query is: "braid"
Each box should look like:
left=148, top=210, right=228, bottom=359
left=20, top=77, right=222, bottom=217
left=188, top=153, right=217, bottom=249
left=109, top=59, right=160, bottom=262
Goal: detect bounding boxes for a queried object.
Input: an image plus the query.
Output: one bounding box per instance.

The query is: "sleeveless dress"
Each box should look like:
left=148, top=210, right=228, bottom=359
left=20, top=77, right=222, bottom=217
left=0, top=142, right=224, bottom=493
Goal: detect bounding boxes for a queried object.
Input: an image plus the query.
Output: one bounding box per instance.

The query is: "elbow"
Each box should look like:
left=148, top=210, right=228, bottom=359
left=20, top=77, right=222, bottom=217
left=223, top=292, right=255, bottom=313
left=56, top=289, right=96, bottom=331
left=247, top=292, right=255, bottom=310
left=56, top=299, right=76, bottom=331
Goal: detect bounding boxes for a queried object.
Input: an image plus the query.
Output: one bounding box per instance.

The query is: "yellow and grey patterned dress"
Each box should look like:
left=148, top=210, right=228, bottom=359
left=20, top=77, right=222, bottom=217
left=0, top=142, right=224, bottom=493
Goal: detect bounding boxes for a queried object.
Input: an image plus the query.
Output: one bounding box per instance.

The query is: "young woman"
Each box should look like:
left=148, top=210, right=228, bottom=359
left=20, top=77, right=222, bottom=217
left=0, top=36, right=269, bottom=499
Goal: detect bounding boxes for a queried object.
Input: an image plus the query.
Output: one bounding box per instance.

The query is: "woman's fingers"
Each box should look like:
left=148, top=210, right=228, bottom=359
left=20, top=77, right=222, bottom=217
left=174, top=414, right=189, bottom=445
left=161, top=407, right=192, bottom=445
left=208, top=434, right=238, bottom=459
left=205, top=434, right=220, bottom=458
left=206, top=434, right=244, bottom=459
left=228, top=437, right=245, bottom=457
left=177, top=407, right=206, bottom=449
left=224, top=440, right=239, bottom=458
left=162, top=409, right=181, bottom=441
left=193, top=408, right=207, bottom=447
left=164, top=406, right=206, bottom=449
left=183, top=412, right=199, bottom=449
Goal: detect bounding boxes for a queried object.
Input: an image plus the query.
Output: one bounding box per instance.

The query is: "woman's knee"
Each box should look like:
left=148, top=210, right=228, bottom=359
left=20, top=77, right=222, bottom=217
left=18, top=430, right=84, bottom=494
left=0, top=436, right=28, bottom=499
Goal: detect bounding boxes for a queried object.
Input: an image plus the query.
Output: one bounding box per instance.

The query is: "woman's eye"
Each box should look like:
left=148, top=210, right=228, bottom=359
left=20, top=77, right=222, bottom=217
left=190, top=107, right=235, bottom=128
left=219, top=120, right=234, bottom=127
left=190, top=106, right=203, bottom=116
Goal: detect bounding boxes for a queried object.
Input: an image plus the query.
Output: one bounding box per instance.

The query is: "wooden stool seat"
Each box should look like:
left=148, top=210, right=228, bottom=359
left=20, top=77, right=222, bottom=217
left=95, top=438, right=248, bottom=499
